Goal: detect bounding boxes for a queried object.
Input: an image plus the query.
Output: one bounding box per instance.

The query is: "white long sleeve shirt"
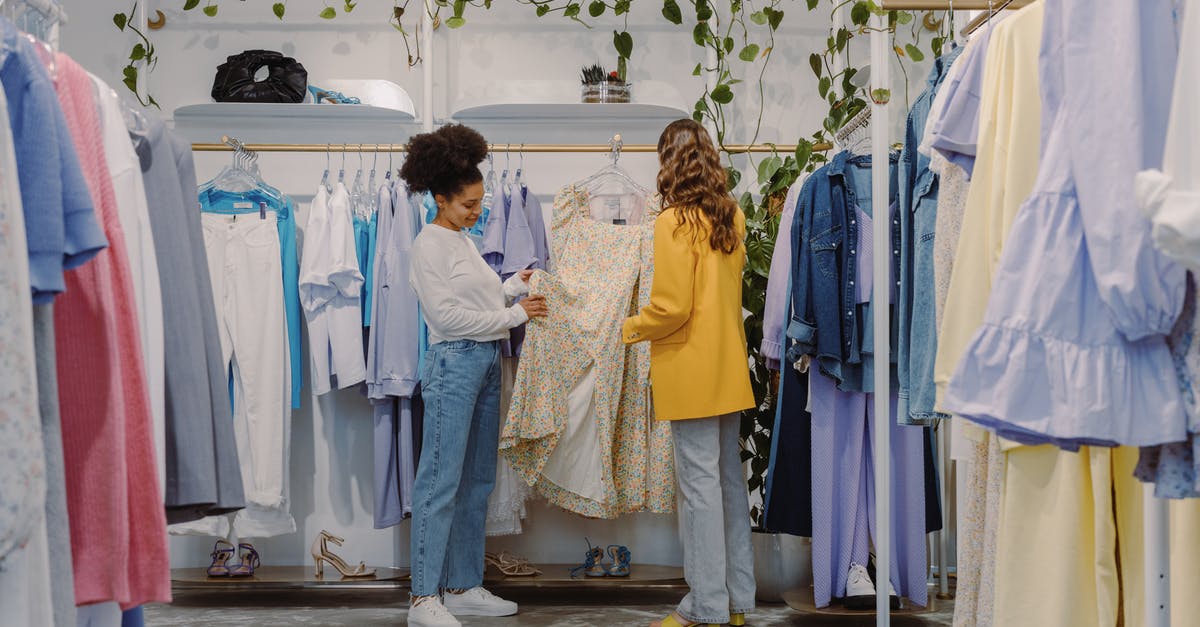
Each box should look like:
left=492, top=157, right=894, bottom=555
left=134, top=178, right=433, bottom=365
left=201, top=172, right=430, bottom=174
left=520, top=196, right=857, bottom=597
left=409, top=223, right=528, bottom=345
left=300, top=183, right=366, bottom=395
left=1137, top=2, right=1200, bottom=272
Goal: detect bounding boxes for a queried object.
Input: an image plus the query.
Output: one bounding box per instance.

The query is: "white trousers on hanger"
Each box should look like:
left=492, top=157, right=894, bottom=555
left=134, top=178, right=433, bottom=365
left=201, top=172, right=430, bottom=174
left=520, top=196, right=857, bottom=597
left=170, top=212, right=295, bottom=539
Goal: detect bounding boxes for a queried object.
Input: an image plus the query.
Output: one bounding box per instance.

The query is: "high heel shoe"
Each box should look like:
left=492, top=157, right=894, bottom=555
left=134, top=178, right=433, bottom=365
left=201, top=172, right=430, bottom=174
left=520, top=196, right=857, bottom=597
left=310, top=530, right=376, bottom=579
left=568, top=538, right=607, bottom=578
left=606, top=545, right=631, bottom=577
left=206, top=539, right=235, bottom=577
left=229, top=543, right=261, bottom=577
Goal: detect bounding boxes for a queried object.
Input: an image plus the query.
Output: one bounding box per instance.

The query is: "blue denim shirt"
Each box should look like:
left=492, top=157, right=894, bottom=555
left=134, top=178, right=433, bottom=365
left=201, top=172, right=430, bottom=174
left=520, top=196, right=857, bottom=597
left=898, top=47, right=963, bottom=424
left=786, top=150, right=899, bottom=392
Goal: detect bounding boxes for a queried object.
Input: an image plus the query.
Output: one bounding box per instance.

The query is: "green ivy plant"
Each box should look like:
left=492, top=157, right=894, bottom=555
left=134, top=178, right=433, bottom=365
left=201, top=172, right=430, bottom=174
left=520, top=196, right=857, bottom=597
left=111, top=0, right=949, bottom=529
left=112, top=2, right=160, bottom=107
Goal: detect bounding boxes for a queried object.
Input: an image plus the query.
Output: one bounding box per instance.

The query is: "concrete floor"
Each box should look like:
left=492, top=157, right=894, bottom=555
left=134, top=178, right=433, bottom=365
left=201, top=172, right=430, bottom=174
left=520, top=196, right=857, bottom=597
left=147, top=589, right=955, bottom=626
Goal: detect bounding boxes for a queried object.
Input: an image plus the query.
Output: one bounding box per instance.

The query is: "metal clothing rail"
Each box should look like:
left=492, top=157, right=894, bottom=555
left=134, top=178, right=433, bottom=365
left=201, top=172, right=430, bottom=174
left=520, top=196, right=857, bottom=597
left=879, top=0, right=1032, bottom=9
left=190, top=141, right=833, bottom=154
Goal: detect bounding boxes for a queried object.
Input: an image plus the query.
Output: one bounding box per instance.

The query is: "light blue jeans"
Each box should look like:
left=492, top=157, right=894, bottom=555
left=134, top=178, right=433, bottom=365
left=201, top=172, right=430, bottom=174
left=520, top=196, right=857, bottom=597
left=672, top=413, right=756, bottom=624
left=409, top=340, right=501, bottom=597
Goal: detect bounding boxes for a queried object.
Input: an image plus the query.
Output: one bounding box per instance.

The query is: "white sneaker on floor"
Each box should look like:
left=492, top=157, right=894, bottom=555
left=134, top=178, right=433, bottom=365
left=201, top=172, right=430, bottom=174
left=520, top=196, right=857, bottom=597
left=843, top=562, right=901, bottom=610
left=844, top=562, right=876, bottom=609
left=442, top=586, right=519, bottom=617
left=407, top=597, right=461, bottom=627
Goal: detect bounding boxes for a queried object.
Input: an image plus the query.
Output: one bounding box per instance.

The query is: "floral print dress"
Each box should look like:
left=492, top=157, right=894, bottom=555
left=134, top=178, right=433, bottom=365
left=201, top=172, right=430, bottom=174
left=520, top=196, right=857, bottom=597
left=500, top=184, right=674, bottom=518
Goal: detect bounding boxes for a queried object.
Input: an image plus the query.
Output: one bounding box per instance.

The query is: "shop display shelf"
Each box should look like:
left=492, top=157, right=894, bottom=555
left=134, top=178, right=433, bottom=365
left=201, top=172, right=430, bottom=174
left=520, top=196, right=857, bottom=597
left=781, top=586, right=942, bottom=616
left=172, top=566, right=409, bottom=591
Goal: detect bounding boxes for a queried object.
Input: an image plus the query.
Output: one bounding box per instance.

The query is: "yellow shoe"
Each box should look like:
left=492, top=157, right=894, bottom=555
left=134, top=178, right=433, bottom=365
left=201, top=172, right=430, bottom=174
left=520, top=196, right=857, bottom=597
left=650, top=612, right=719, bottom=627
left=729, top=613, right=746, bottom=626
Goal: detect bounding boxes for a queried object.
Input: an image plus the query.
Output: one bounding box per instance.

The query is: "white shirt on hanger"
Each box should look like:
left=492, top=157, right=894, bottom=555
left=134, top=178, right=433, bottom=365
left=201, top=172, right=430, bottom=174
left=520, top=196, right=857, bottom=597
left=300, top=182, right=367, bottom=395
left=89, top=72, right=166, bottom=498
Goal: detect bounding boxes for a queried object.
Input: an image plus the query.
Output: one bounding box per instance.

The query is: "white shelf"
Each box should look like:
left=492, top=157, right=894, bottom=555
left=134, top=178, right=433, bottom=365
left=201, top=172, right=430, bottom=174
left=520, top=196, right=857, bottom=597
left=452, top=102, right=689, bottom=122
left=175, top=102, right=416, bottom=123
left=172, top=103, right=420, bottom=145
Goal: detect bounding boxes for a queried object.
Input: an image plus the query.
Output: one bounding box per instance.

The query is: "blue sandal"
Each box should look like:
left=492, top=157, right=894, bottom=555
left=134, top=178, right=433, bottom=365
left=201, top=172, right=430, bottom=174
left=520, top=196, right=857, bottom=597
left=568, top=539, right=607, bottom=578
left=606, top=545, right=631, bottom=577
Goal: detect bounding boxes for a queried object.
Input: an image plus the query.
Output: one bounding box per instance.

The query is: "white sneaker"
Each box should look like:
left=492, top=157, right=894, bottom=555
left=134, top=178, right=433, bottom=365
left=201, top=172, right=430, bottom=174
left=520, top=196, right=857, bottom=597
left=843, top=562, right=876, bottom=609
left=843, top=562, right=901, bottom=610
left=407, top=596, right=461, bottom=627
left=442, top=586, right=519, bottom=617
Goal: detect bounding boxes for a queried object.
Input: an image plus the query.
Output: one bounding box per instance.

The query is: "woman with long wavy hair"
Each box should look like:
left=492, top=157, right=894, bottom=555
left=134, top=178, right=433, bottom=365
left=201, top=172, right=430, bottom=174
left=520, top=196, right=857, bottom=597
left=623, top=119, right=757, bottom=627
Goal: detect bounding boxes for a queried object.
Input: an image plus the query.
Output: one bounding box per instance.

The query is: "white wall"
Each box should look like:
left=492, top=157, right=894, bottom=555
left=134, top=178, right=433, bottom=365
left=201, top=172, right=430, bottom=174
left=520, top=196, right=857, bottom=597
left=59, top=0, right=934, bottom=571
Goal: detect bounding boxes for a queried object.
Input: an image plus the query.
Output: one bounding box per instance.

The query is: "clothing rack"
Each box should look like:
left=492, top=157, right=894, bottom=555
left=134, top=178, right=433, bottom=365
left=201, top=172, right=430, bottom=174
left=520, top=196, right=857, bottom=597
left=191, top=141, right=834, bottom=154
left=961, top=0, right=1021, bottom=36
left=868, top=3, right=1170, bottom=627
left=878, top=0, right=1031, bottom=8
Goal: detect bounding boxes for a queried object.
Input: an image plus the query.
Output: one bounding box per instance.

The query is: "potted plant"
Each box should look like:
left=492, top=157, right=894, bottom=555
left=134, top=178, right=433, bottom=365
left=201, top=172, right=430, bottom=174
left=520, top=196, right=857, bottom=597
left=579, top=62, right=632, bottom=103
left=734, top=150, right=819, bottom=604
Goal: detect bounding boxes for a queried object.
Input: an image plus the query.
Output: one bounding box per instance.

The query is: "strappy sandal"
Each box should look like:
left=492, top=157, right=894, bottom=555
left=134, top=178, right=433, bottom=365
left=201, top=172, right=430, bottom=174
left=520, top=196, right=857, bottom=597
left=229, top=543, right=261, bottom=577
left=606, top=544, right=631, bottom=577
left=485, top=551, right=542, bottom=577
left=206, top=539, right=235, bottom=577
left=568, top=538, right=607, bottom=578
left=310, top=530, right=376, bottom=579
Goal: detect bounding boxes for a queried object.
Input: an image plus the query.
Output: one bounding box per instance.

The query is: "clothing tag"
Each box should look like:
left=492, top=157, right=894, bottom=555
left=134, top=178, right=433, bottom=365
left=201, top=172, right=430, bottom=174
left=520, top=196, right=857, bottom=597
left=259, top=201, right=267, bottom=220
left=606, top=197, right=622, bottom=220
left=233, top=201, right=254, bottom=209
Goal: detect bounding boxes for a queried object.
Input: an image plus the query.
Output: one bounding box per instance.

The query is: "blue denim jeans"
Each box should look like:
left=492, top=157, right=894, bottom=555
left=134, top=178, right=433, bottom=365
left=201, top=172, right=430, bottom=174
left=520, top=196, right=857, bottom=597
left=672, top=413, right=756, bottom=624
left=409, top=340, right=501, bottom=597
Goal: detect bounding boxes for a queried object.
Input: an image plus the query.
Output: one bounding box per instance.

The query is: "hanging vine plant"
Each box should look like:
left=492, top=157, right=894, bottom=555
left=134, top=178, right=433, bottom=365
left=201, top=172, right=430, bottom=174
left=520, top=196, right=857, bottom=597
left=111, top=0, right=951, bottom=526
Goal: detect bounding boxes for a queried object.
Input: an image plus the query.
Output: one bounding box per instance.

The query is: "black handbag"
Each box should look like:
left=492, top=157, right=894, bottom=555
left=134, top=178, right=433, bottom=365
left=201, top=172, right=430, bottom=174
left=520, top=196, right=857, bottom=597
left=211, top=50, right=308, bottom=104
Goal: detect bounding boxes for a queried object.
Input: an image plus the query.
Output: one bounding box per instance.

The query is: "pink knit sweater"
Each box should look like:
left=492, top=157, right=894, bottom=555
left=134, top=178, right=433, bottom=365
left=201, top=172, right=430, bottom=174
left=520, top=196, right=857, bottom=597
left=52, top=53, right=170, bottom=609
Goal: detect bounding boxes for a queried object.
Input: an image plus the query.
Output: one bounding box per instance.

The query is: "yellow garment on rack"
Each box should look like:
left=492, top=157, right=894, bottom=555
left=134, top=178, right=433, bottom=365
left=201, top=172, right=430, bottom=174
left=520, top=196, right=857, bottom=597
left=937, top=7, right=1044, bottom=626
left=993, top=446, right=1138, bottom=626
left=994, top=446, right=1200, bottom=627
left=1170, top=502, right=1200, bottom=627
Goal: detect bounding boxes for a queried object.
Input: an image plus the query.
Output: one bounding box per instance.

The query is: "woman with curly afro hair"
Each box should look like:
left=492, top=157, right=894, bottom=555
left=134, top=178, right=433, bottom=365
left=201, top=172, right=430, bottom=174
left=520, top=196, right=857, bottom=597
left=400, top=124, right=547, bottom=627
left=624, top=119, right=756, bottom=627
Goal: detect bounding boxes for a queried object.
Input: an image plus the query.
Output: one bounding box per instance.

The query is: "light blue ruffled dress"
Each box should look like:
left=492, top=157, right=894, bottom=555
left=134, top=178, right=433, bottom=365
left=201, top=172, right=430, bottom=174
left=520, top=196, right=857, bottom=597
left=943, top=0, right=1189, bottom=450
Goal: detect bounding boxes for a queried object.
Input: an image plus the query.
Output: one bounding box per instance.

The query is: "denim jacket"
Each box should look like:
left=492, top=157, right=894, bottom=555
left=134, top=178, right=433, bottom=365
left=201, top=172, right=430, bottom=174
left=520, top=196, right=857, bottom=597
left=898, top=47, right=963, bottom=424
left=786, top=150, right=899, bottom=392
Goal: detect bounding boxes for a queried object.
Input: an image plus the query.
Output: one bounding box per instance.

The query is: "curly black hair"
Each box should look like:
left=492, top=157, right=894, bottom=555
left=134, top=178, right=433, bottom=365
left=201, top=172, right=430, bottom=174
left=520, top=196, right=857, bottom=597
left=399, top=124, right=488, bottom=198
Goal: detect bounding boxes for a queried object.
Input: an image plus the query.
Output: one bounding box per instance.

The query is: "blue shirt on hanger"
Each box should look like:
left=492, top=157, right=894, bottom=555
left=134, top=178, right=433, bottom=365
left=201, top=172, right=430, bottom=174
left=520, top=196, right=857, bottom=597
left=2, top=19, right=107, bottom=303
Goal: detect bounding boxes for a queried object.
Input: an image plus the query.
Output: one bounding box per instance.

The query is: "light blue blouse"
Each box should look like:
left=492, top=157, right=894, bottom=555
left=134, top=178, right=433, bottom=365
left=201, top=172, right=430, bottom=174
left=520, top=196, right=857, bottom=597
left=943, top=0, right=1188, bottom=449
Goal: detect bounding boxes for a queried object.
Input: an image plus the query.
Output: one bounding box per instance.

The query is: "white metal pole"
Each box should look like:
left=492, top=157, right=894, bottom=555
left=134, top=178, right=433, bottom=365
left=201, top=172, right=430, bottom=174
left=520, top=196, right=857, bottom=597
left=1145, top=492, right=1170, bottom=627
left=137, top=1, right=150, bottom=104
left=869, top=14, right=891, bottom=627
left=937, top=419, right=952, bottom=599
left=421, top=0, right=434, bottom=132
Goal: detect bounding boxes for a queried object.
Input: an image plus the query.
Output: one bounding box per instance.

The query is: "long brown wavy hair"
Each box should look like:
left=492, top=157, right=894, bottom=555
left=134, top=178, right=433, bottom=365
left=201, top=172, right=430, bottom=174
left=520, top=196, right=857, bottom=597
left=656, top=119, right=741, bottom=254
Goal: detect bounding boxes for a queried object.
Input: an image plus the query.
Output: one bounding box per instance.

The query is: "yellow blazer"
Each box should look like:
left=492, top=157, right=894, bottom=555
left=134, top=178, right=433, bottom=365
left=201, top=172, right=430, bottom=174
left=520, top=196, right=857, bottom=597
left=622, top=206, right=755, bottom=421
